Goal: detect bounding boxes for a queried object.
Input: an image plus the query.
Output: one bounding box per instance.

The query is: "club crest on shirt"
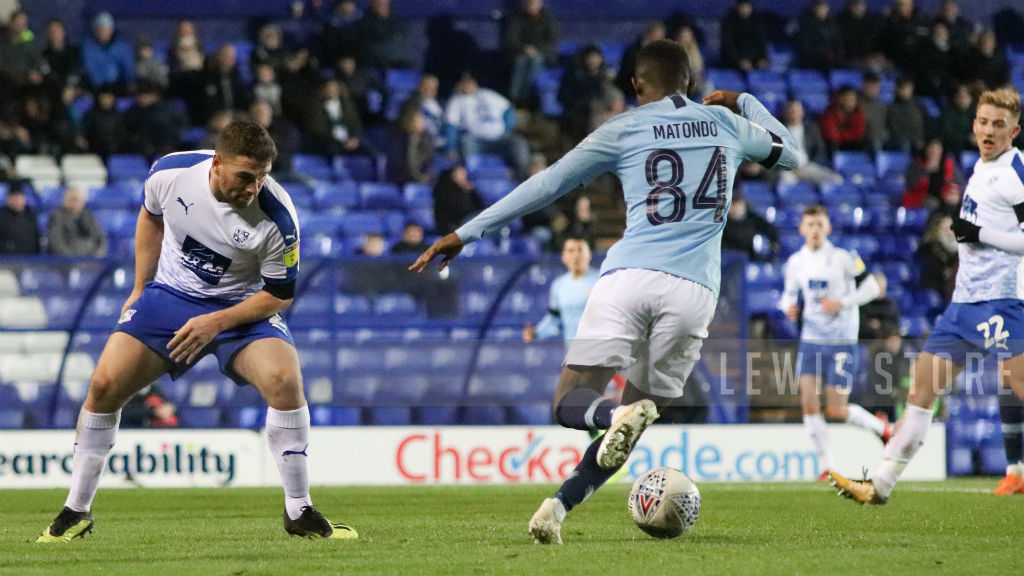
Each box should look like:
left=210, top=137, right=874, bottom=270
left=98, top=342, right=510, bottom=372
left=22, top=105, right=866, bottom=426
left=233, top=228, right=251, bottom=245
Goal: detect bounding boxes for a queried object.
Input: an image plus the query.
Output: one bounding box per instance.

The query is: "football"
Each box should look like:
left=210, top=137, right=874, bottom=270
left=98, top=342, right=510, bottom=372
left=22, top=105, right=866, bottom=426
left=628, top=466, right=701, bottom=539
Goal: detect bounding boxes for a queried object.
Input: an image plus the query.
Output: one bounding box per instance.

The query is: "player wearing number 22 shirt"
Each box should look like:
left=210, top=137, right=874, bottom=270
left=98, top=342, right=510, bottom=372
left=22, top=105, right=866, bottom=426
left=412, top=41, right=800, bottom=544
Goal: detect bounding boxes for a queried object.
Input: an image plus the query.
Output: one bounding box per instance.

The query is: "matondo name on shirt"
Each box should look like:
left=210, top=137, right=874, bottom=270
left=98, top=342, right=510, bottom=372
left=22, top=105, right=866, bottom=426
left=652, top=120, right=719, bottom=140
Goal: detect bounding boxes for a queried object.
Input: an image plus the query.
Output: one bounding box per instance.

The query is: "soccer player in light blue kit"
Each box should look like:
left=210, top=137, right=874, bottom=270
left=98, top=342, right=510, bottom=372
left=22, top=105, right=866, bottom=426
left=831, top=88, right=1024, bottom=504
left=412, top=40, right=800, bottom=543
left=522, top=235, right=600, bottom=346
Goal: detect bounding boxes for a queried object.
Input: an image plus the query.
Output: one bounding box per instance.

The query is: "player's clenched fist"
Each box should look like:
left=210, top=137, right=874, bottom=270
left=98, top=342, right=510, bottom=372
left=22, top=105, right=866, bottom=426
left=702, top=89, right=743, bottom=114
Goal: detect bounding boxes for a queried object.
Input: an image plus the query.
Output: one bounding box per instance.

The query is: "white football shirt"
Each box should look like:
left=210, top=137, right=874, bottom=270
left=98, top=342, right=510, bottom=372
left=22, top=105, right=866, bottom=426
left=954, top=148, right=1024, bottom=303
left=144, top=150, right=300, bottom=302
left=780, top=240, right=865, bottom=342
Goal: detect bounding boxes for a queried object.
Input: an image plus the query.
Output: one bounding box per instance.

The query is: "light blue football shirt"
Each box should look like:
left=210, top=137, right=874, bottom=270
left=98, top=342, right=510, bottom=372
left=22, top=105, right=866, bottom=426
left=456, top=93, right=800, bottom=295
left=535, top=269, right=600, bottom=344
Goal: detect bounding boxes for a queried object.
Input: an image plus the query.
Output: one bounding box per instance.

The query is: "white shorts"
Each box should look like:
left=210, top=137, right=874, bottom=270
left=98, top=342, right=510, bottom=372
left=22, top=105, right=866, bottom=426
left=564, top=268, right=718, bottom=398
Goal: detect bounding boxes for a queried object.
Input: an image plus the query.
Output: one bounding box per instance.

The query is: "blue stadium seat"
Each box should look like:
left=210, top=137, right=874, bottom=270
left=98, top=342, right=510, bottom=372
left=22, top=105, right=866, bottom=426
left=776, top=181, right=819, bottom=208
left=750, top=90, right=784, bottom=116
left=707, top=68, right=747, bottom=93
left=745, top=261, right=783, bottom=289
left=416, top=406, right=461, bottom=425
left=739, top=180, right=775, bottom=208
left=38, top=186, right=66, bottom=210
left=107, top=154, right=150, bottom=182
left=508, top=404, right=552, bottom=425
left=600, top=42, right=626, bottom=68
left=278, top=181, right=314, bottom=208
left=465, top=154, right=510, bottom=180
left=875, top=150, right=911, bottom=179
left=779, top=232, right=803, bottom=255
left=820, top=182, right=863, bottom=210
left=476, top=178, right=516, bottom=204
left=463, top=405, right=507, bottom=425
left=828, top=69, right=863, bottom=91
left=314, top=181, right=360, bottom=210
left=534, top=67, right=563, bottom=90
left=918, top=96, right=941, bottom=118
left=385, top=68, right=421, bottom=93
left=89, top=183, right=142, bottom=209
left=799, top=92, right=829, bottom=116
left=747, top=69, right=786, bottom=93
left=403, top=182, right=433, bottom=208
left=882, top=261, right=915, bottom=285
left=900, top=315, right=932, bottom=338
left=833, top=151, right=875, bottom=182
left=787, top=69, right=828, bottom=95
left=333, top=155, right=377, bottom=181
left=896, top=207, right=929, bottom=233
left=288, top=293, right=334, bottom=327
left=767, top=42, right=794, bottom=72
left=338, top=211, right=385, bottom=238
left=0, top=384, right=24, bottom=429
left=359, top=182, right=404, bottom=209
left=293, top=154, right=333, bottom=181
left=19, top=267, right=67, bottom=294
left=838, top=235, right=880, bottom=260
left=960, top=150, right=980, bottom=175
left=334, top=294, right=374, bottom=320
left=179, top=407, right=221, bottom=428
left=408, top=207, right=435, bottom=232
left=302, top=213, right=341, bottom=239
left=374, top=293, right=420, bottom=316
left=768, top=207, right=803, bottom=229
left=747, top=287, right=781, bottom=315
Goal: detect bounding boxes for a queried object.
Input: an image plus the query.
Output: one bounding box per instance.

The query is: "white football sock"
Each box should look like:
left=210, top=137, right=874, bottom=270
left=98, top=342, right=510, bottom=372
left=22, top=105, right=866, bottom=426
left=845, top=403, right=885, bottom=436
left=267, top=406, right=313, bottom=520
left=802, top=413, right=833, bottom=471
left=873, top=404, right=933, bottom=498
left=1007, top=462, right=1024, bottom=477
left=65, top=410, right=120, bottom=513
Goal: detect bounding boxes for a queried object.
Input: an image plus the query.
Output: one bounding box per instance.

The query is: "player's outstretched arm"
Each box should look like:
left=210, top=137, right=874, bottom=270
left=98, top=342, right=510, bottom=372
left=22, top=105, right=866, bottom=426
left=705, top=89, right=801, bottom=171
left=965, top=221, right=1024, bottom=255
left=123, top=207, right=164, bottom=314
left=409, top=232, right=465, bottom=273
left=168, top=290, right=292, bottom=364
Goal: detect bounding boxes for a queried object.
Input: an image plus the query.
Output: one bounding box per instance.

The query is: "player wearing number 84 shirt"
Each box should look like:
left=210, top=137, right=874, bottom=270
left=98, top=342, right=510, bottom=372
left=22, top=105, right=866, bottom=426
left=412, top=39, right=800, bottom=544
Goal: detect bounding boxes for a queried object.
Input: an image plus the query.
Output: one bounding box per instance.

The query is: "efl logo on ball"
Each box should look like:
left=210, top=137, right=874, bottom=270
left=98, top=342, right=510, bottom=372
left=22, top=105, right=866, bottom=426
left=628, top=466, right=701, bottom=539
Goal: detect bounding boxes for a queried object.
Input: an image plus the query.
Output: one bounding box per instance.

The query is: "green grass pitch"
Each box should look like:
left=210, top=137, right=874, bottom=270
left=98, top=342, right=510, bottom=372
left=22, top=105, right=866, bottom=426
left=1, top=479, right=1021, bottom=575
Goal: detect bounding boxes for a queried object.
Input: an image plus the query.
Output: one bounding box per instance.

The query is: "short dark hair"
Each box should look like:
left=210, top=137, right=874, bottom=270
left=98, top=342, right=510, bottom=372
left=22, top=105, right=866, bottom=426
left=215, top=120, right=277, bottom=165
left=635, top=39, right=691, bottom=94
left=802, top=204, right=829, bottom=218
left=562, top=234, right=592, bottom=250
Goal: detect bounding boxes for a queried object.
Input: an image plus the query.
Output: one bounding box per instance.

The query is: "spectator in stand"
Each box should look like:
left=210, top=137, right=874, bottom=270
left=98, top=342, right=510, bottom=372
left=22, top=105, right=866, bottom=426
left=356, top=232, right=386, bottom=256
left=385, top=105, right=434, bottom=184
left=41, top=18, right=81, bottom=90
left=837, top=0, right=882, bottom=69
left=251, top=23, right=287, bottom=74
left=335, top=54, right=385, bottom=123
left=940, top=83, right=975, bottom=155
left=122, top=79, right=190, bottom=158
left=914, top=22, right=956, bottom=99
left=80, top=12, right=135, bottom=93
left=884, top=77, right=925, bottom=152
left=902, top=138, right=964, bottom=210
left=196, top=43, right=252, bottom=125
left=820, top=86, right=868, bottom=156
left=277, top=47, right=322, bottom=132
left=134, top=36, right=168, bottom=90
left=859, top=72, right=887, bottom=154
left=304, top=77, right=369, bottom=157
left=933, top=0, right=975, bottom=52
left=673, top=25, right=707, bottom=98
left=957, top=29, right=1009, bottom=92
left=565, top=195, right=595, bottom=247
left=199, top=109, right=236, bottom=149
left=503, top=0, right=561, bottom=107
left=719, top=0, right=768, bottom=71
left=444, top=71, right=531, bottom=180
left=859, top=276, right=902, bottom=341
left=796, top=0, right=843, bottom=72
left=558, top=44, right=614, bottom=144
left=390, top=221, right=428, bottom=254
left=248, top=99, right=301, bottom=179
left=120, top=384, right=178, bottom=428
left=916, top=211, right=958, bottom=302
left=588, top=84, right=626, bottom=132
left=252, top=63, right=283, bottom=116
left=356, top=0, right=408, bottom=70
left=0, top=184, right=39, bottom=254
left=877, top=0, right=929, bottom=75
left=275, top=0, right=319, bottom=48
left=722, top=193, right=779, bottom=262
left=779, top=99, right=843, bottom=185
left=83, top=86, right=126, bottom=158
left=399, top=74, right=447, bottom=151
left=46, top=186, right=106, bottom=256
left=0, top=113, right=32, bottom=158
left=0, top=9, right=45, bottom=89
left=320, top=0, right=361, bottom=65
left=166, top=19, right=204, bottom=76
left=432, top=165, right=484, bottom=235
left=859, top=327, right=906, bottom=423
left=614, top=21, right=665, bottom=100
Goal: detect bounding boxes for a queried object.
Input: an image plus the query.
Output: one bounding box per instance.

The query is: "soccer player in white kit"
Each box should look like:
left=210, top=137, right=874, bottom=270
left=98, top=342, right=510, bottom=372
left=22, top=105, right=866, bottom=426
left=831, top=88, right=1024, bottom=504
left=412, top=40, right=800, bottom=543
left=779, top=204, right=888, bottom=482
left=37, top=121, right=357, bottom=542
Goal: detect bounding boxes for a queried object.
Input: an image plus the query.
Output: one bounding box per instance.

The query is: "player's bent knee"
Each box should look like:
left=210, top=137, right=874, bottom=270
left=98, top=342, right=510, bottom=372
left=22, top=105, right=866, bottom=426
left=86, top=372, right=131, bottom=411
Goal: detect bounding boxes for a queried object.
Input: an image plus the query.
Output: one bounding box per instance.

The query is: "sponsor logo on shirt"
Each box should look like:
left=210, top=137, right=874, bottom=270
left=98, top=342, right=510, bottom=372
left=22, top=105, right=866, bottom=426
left=179, top=235, right=232, bottom=285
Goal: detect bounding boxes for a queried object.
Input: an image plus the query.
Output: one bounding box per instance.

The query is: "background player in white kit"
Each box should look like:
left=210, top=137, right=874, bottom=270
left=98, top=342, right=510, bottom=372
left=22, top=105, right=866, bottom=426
left=779, top=204, right=888, bottom=481
left=411, top=40, right=800, bottom=543
left=37, top=121, right=356, bottom=542
left=831, top=88, right=1024, bottom=504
